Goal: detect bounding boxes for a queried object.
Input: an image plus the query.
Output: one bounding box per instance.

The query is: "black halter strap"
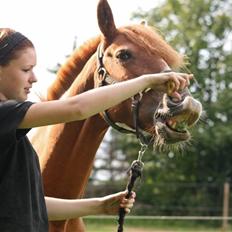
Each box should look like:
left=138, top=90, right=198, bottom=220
left=97, top=43, right=152, bottom=232
left=97, top=44, right=149, bottom=145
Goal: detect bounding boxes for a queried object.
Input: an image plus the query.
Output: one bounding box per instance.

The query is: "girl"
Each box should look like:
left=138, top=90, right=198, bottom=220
left=0, top=28, right=192, bottom=231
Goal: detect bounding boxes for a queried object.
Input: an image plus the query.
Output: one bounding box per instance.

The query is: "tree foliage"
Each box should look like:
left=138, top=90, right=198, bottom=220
left=103, top=0, right=232, bottom=215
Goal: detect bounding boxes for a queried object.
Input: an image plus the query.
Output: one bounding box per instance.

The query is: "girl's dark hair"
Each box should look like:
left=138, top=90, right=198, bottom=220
left=0, top=28, right=34, bottom=66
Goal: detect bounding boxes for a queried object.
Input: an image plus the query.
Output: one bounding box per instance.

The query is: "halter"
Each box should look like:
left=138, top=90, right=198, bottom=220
left=97, top=43, right=151, bottom=232
left=97, top=44, right=150, bottom=146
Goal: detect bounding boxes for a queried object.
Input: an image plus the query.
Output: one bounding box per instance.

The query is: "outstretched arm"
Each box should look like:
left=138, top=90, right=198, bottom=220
left=45, top=191, right=136, bottom=221
left=19, top=72, right=192, bottom=128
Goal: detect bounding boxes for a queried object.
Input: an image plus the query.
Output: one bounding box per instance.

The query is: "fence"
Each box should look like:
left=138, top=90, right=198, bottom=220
left=85, top=181, right=231, bottom=231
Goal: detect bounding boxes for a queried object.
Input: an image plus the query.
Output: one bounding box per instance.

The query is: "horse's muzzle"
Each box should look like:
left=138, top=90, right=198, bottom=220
left=153, top=92, right=202, bottom=144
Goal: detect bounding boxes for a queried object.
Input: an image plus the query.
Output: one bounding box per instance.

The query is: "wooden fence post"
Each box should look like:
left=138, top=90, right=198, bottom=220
left=222, top=182, right=230, bottom=232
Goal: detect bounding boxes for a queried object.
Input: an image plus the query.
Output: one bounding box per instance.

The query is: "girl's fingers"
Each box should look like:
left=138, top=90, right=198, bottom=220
left=175, top=74, right=190, bottom=89
left=124, top=208, right=130, bottom=214
left=185, top=74, right=193, bottom=85
left=121, top=198, right=135, bottom=206
left=167, top=73, right=193, bottom=95
left=167, top=76, right=180, bottom=95
left=180, top=73, right=193, bottom=86
left=178, top=76, right=187, bottom=90
left=119, top=191, right=136, bottom=212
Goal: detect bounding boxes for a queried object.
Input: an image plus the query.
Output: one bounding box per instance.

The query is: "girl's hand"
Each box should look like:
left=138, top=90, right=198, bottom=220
left=145, top=72, right=193, bottom=100
left=101, top=191, right=136, bottom=215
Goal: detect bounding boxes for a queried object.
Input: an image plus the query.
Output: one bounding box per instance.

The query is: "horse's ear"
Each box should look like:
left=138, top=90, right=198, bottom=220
left=97, top=0, right=117, bottom=43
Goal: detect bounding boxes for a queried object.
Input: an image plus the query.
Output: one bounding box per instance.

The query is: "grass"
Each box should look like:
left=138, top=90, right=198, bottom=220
left=83, top=217, right=232, bottom=232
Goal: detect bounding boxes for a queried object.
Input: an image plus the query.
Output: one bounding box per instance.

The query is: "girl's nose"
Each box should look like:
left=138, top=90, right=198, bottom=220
left=30, top=72, right=38, bottom=83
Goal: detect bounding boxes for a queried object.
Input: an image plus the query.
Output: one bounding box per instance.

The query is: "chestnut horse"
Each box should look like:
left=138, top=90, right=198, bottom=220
left=31, top=0, right=202, bottom=231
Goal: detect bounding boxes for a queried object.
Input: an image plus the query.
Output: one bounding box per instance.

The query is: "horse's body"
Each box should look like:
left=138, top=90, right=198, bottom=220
left=31, top=0, right=202, bottom=231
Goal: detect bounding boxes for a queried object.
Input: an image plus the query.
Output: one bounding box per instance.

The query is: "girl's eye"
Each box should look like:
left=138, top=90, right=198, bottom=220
left=22, top=68, right=31, bottom=72
left=116, top=50, right=132, bottom=61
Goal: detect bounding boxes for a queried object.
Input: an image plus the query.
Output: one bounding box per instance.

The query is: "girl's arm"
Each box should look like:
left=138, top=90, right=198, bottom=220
left=19, top=72, right=192, bottom=128
left=45, top=191, right=135, bottom=221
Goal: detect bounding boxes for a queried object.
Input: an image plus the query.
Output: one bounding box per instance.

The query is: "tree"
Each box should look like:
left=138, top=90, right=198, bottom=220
left=113, top=0, right=232, bottom=215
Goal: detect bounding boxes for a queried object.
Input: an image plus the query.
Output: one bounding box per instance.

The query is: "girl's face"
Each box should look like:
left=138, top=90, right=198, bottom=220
left=0, top=47, right=37, bottom=101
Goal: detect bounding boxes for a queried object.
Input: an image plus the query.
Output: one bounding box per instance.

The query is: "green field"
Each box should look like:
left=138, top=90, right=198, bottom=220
left=84, top=217, right=232, bottom=232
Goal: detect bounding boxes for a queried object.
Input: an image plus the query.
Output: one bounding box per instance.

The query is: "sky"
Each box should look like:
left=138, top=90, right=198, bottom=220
left=1, top=0, right=158, bottom=98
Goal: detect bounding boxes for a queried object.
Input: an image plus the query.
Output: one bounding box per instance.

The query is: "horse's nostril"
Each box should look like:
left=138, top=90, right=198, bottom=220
left=167, top=95, right=183, bottom=107
left=170, top=96, right=182, bottom=103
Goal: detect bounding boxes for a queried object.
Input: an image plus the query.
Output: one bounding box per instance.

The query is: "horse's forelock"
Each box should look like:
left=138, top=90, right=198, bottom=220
left=47, top=36, right=101, bottom=100
left=121, top=25, right=185, bottom=69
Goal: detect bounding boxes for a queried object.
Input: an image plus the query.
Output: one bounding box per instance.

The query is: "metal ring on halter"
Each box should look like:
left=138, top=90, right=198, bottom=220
left=138, top=143, right=148, bottom=162
left=132, top=92, right=143, bottom=102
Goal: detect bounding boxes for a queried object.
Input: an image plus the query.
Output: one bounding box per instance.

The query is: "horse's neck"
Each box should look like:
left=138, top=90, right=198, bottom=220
left=37, top=115, right=109, bottom=198
left=37, top=67, right=111, bottom=198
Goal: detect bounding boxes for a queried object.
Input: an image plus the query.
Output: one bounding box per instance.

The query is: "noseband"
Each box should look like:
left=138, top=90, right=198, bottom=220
left=96, top=44, right=149, bottom=145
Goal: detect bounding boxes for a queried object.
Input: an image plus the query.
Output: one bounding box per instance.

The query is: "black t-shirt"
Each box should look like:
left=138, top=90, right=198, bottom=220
left=0, top=100, right=48, bottom=232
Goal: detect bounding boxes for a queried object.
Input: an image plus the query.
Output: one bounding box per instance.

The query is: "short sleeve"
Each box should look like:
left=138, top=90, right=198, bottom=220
left=0, top=100, right=34, bottom=136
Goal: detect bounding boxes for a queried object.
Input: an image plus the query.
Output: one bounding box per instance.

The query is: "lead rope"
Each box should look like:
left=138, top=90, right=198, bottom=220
left=117, top=143, right=147, bottom=232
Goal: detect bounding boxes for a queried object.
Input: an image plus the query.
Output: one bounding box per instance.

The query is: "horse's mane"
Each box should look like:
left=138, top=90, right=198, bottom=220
left=121, top=24, right=185, bottom=69
left=47, top=36, right=101, bottom=100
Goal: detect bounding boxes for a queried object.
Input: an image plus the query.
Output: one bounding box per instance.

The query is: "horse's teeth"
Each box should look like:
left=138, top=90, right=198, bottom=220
left=167, top=119, right=176, bottom=129
left=172, top=122, right=177, bottom=128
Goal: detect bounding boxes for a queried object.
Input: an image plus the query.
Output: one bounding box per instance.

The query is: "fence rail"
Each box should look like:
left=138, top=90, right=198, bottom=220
left=84, top=215, right=232, bottom=221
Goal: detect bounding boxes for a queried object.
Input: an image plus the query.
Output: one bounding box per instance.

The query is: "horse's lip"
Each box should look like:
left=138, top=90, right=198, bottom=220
left=153, top=96, right=202, bottom=143
left=168, top=96, right=202, bottom=127
left=156, top=121, right=190, bottom=143
left=165, top=120, right=187, bottom=134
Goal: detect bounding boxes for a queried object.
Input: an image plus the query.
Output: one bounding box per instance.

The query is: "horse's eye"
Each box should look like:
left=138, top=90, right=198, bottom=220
left=116, top=50, right=132, bottom=61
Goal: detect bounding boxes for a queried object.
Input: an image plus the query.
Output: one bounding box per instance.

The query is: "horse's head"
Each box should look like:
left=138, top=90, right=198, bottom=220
left=95, top=0, right=202, bottom=149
